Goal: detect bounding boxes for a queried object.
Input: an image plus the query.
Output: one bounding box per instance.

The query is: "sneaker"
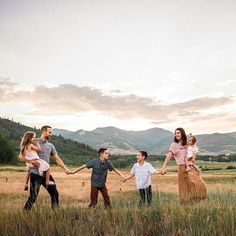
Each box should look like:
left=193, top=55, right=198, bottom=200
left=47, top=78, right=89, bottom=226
left=46, top=181, right=55, bottom=186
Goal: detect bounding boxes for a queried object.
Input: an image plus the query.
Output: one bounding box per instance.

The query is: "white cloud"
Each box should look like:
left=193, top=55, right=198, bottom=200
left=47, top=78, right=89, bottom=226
left=217, top=79, right=236, bottom=87
left=0, top=78, right=235, bottom=133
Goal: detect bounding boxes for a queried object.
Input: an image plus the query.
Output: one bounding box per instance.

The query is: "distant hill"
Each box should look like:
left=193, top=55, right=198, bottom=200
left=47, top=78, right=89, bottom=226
left=197, top=133, right=236, bottom=154
left=54, top=127, right=236, bottom=155
left=54, top=127, right=172, bottom=154
left=0, top=118, right=97, bottom=165
left=1, top=116, right=235, bottom=166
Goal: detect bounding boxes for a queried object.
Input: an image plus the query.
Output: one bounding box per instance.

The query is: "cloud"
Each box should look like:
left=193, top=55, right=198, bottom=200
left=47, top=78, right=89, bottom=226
left=217, top=79, right=236, bottom=87
left=0, top=77, right=18, bottom=101
left=183, top=113, right=236, bottom=134
left=0, top=77, right=17, bottom=87
left=0, top=78, right=235, bottom=124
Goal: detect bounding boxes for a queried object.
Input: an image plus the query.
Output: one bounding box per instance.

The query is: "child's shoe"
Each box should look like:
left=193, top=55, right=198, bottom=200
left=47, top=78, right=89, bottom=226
left=46, top=181, right=55, bottom=187
left=196, top=168, right=201, bottom=174
left=185, top=166, right=192, bottom=172
left=24, top=184, right=28, bottom=191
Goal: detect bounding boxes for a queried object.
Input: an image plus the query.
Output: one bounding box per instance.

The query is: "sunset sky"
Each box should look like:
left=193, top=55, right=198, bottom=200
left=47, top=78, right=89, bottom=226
left=0, top=0, right=236, bottom=134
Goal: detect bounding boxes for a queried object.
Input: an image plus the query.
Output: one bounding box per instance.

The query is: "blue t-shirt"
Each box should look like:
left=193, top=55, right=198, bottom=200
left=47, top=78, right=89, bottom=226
left=86, top=158, right=115, bottom=187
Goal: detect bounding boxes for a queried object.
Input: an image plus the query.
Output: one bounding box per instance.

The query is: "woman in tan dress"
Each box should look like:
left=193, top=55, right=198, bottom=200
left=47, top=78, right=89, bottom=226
left=160, top=128, right=207, bottom=203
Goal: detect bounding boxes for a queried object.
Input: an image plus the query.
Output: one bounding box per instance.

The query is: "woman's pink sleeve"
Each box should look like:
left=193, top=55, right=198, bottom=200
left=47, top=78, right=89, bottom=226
left=169, top=143, right=177, bottom=155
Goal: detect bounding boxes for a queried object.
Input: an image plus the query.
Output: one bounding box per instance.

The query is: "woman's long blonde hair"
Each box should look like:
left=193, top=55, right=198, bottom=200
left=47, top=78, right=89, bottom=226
left=20, top=131, right=36, bottom=156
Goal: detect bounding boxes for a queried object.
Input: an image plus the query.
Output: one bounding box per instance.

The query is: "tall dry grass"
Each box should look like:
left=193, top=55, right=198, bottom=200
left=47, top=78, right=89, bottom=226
left=1, top=166, right=236, bottom=235
left=1, top=190, right=236, bottom=236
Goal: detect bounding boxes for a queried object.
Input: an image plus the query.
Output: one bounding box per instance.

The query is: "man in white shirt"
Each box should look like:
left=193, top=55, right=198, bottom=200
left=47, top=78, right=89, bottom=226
left=123, top=151, right=162, bottom=205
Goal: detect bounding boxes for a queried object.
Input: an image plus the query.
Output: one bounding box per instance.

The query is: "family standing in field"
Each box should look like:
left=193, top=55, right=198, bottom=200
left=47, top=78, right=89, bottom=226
left=19, top=125, right=207, bottom=210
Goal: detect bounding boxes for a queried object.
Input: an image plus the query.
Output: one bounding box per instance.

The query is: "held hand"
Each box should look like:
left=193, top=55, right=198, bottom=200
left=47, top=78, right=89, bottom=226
left=159, top=167, right=166, bottom=175
left=31, top=138, right=39, bottom=145
left=120, top=174, right=125, bottom=179
left=120, top=177, right=125, bottom=182
left=31, top=160, right=40, bottom=168
left=160, top=169, right=167, bottom=175
left=64, top=167, right=70, bottom=175
left=156, top=170, right=164, bottom=175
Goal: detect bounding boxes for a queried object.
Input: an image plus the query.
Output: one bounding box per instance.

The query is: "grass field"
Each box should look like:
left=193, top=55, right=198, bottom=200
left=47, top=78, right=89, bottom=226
left=1, top=162, right=236, bottom=236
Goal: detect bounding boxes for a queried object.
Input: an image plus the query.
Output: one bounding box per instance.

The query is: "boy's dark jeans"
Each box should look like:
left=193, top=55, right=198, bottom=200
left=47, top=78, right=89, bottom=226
left=139, top=185, right=152, bottom=205
left=24, top=173, right=59, bottom=210
left=89, top=185, right=111, bottom=208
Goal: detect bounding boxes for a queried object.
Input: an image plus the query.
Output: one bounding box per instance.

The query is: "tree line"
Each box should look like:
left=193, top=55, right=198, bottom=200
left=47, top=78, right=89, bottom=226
left=0, top=117, right=235, bottom=166
left=0, top=117, right=97, bottom=165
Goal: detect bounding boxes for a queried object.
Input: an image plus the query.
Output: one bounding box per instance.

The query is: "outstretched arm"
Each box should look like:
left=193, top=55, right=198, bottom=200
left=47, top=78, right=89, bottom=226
left=52, top=154, right=70, bottom=174
left=70, top=164, right=87, bottom=174
left=113, top=168, right=125, bottom=179
left=160, top=151, right=173, bottom=173
left=153, top=169, right=165, bottom=175
left=123, top=174, right=135, bottom=182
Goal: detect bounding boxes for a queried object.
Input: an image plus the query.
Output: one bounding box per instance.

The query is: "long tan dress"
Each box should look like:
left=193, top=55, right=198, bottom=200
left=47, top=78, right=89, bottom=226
left=178, top=165, right=207, bottom=203
left=169, top=142, right=207, bottom=203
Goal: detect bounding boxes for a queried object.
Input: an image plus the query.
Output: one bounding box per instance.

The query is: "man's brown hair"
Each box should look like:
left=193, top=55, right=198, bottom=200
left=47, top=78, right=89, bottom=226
left=41, top=125, right=52, bottom=133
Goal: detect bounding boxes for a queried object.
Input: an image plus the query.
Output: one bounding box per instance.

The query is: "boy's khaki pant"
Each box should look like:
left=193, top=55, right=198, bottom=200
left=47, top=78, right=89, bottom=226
left=89, top=185, right=111, bottom=208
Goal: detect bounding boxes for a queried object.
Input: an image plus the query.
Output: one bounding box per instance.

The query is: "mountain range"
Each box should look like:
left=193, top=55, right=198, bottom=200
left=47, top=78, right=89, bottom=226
left=54, top=127, right=236, bottom=155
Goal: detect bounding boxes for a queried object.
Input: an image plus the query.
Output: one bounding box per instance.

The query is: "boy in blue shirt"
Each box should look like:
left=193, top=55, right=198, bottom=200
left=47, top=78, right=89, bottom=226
left=70, top=148, right=124, bottom=208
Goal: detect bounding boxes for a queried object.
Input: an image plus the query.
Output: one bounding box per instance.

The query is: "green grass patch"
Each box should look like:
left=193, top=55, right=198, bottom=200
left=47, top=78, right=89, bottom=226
left=0, top=168, right=25, bottom=172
